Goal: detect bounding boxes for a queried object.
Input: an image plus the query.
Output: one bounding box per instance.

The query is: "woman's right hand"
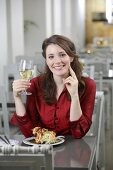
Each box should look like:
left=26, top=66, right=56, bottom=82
left=12, top=79, right=31, bottom=97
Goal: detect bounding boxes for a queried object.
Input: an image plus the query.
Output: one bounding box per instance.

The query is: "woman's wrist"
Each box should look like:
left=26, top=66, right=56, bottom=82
left=71, top=93, right=79, bottom=99
left=13, top=92, right=22, bottom=100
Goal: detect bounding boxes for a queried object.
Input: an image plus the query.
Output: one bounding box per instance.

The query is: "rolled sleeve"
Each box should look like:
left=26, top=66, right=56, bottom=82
left=69, top=114, right=92, bottom=138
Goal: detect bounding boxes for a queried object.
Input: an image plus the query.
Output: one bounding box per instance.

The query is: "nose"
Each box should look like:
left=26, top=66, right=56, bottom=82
left=54, top=56, right=61, bottom=63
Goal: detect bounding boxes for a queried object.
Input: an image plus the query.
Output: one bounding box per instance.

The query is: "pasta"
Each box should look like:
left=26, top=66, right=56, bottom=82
left=32, top=127, right=57, bottom=144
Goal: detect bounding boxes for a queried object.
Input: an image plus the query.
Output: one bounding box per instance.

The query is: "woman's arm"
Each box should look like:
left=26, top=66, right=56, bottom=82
left=63, top=67, right=82, bottom=121
left=13, top=79, right=31, bottom=116
left=70, top=94, right=82, bottom=121
left=11, top=78, right=39, bottom=137
left=70, top=78, right=96, bottom=138
left=63, top=67, right=96, bottom=138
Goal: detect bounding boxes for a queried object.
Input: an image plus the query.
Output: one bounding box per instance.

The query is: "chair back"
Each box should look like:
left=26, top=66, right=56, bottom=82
left=0, top=145, right=54, bottom=170
left=86, top=91, right=104, bottom=137
left=0, top=86, right=10, bottom=135
left=3, top=64, right=19, bottom=93
left=85, top=57, right=110, bottom=77
left=0, top=86, right=20, bottom=135
left=83, top=65, right=95, bottom=79
left=86, top=91, right=105, bottom=166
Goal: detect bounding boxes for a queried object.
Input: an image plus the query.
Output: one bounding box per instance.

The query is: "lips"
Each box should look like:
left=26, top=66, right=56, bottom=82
left=53, top=65, right=65, bottom=70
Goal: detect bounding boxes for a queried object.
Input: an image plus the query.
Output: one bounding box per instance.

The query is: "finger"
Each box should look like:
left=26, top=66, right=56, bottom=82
left=13, top=80, right=31, bottom=86
left=64, top=76, right=73, bottom=82
left=63, top=77, right=74, bottom=85
left=12, top=83, right=30, bottom=93
left=64, top=80, right=73, bottom=85
left=69, top=67, right=76, bottom=79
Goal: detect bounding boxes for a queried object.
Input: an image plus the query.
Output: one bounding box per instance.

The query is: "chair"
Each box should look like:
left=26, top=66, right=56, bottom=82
left=3, top=64, right=19, bottom=93
left=83, top=57, right=111, bottom=130
left=86, top=91, right=104, bottom=136
left=0, top=145, right=54, bottom=170
left=84, top=56, right=110, bottom=78
left=82, top=65, right=95, bottom=79
left=86, top=91, right=105, bottom=169
left=0, top=86, right=20, bottom=136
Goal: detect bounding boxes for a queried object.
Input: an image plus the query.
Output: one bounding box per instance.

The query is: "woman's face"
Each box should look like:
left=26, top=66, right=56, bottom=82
left=46, top=44, right=73, bottom=78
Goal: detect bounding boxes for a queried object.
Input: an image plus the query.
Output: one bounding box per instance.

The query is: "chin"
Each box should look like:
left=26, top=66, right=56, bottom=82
left=54, top=71, right=68, bottom=77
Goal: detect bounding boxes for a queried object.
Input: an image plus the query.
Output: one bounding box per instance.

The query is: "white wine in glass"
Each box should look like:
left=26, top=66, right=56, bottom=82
left=19, top=59, right=33, bottom=95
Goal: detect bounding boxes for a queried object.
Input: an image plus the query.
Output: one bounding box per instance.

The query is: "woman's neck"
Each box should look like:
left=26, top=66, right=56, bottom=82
left=53, top=77, right=64, bottom=100
left=53, top=73, right=69, bottom=87
left=54, top=77, right=63, bottom=86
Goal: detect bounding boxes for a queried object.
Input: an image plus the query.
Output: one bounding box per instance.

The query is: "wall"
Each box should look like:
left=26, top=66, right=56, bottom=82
left=23, top=0, right=46, bottom=56
left=23, top=0, right=86, bottom=55
left=0, top=0, right=8, bottom=85
left=0, top=0, right=24, bottom=86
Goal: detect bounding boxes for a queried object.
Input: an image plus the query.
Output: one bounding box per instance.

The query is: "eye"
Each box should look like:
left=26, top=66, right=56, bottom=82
left=48, top=55, right=54, bottom=59
left=60, top=53, right=66, bottom=57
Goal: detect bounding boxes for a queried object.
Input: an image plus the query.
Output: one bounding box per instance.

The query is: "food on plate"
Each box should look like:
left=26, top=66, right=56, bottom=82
left=32, top=127, right=57, bottom=144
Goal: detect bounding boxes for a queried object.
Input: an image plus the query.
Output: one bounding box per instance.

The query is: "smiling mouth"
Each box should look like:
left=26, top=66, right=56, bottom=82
left=54, top=65, right=65, bottom=70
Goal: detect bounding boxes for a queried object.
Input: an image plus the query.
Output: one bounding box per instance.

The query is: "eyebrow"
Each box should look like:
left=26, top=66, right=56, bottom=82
left=48, top=51, right=66, bottom=56
left=48, top=53, right=54, bottom=56
left=59, top=51, right=65, bottom=53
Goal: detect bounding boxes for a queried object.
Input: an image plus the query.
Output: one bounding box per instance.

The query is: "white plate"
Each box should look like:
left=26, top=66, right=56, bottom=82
left=23, top=136, right=65, bottom=146
left=0, top=139, right=19, bottom=147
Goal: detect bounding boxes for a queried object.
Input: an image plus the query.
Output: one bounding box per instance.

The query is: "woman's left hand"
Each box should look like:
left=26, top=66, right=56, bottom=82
left=63, top=67, right=78, bottom=97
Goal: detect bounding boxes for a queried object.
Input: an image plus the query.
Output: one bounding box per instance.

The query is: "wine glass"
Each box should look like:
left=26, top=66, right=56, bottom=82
left=19, top=59, right=33, bottom=95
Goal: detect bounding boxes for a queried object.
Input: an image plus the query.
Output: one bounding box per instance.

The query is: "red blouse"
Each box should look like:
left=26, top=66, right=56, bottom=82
left=10, top=76, right=96, bottom=138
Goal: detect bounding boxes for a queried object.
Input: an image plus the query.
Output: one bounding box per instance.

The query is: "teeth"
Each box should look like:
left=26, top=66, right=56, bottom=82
left=54, top=66, right=63, bottom=70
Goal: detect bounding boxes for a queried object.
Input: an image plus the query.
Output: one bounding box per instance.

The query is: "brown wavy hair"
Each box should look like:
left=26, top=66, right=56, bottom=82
left=41, top=34, right=84, bottom=105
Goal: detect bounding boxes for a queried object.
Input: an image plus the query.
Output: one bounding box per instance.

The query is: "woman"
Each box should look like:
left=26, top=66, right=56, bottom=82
left=11, top=34, right=96, bottom=138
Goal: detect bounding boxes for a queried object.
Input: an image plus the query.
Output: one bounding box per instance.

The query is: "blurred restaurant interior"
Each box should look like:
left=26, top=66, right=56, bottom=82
left=1, top=0, right=113, bottom=169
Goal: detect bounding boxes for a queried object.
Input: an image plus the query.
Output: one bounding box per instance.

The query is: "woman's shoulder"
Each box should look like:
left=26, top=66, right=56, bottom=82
left=29, top=75, right=44, bottom=93
left=31, top=74, right=44, bottom=84
left=82, top=77, right=96, bottom=95
left=80, top=77, right=96, bottom=98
